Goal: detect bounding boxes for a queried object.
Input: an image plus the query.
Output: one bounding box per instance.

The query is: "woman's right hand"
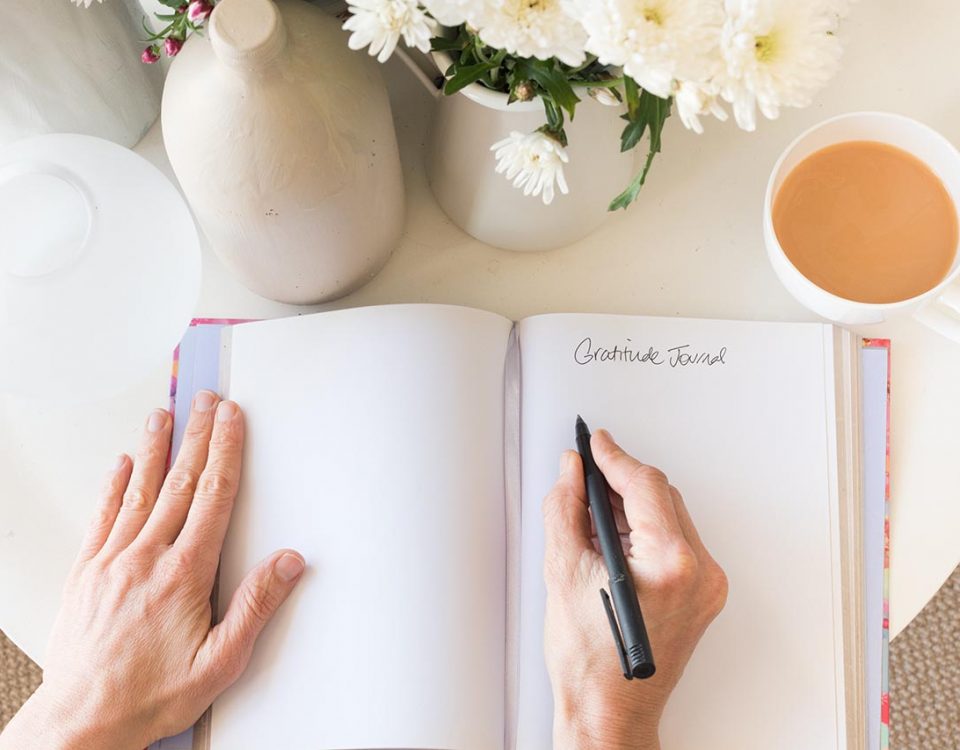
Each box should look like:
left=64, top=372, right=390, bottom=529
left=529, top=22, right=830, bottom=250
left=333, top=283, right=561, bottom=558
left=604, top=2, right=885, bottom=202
left=542, top=428, right=728, bottom=750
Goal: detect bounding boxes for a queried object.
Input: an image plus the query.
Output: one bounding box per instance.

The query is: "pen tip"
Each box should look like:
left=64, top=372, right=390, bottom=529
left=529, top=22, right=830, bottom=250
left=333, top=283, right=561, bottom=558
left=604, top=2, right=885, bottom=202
left=575, top=415, right=589, bottom=436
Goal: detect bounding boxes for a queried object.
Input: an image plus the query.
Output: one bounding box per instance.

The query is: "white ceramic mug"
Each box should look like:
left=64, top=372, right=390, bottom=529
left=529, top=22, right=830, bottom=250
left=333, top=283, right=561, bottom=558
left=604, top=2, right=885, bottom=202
left=764, top=111, right=960, bottom=341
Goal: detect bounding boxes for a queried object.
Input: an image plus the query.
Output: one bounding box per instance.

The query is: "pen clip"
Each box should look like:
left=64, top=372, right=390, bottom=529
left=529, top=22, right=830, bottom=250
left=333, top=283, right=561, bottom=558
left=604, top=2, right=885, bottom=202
left=600, top=588, right=633, bottom=681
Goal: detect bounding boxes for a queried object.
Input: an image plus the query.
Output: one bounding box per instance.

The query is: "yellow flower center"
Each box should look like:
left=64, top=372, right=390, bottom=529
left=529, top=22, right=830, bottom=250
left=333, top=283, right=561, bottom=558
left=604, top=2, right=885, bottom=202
left=643, top=7, right=664, bottom=25
left=754, top=32, right=779, bottom=62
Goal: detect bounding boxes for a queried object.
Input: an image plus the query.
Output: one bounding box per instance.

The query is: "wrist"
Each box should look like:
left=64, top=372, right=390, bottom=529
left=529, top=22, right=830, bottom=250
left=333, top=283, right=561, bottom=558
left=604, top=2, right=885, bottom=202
left=554, top=717, right=660, bottom=750
left=0, top=686, right=142, bottom=750
left=552, top=688, right=661, bottom=750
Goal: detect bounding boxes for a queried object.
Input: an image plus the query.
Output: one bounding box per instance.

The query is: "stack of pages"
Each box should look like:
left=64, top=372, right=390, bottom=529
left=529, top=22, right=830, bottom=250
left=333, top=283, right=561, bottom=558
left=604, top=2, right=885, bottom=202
left=153, top=305, right=891, bottom=750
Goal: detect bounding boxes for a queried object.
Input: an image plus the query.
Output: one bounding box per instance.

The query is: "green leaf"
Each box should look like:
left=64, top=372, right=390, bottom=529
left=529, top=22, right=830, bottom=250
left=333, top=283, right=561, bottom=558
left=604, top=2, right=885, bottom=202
left=609, top=93, right=672, bottom=211
left=443, top=61, right=498, bottom=95
left=516, top=59, right=580, bottom=119
left=623, top=76, right=641, bottom=118
left=619, top=85, right=668, bottom=153
left=542, top=97, right=565, bottom=135
left=619, top=118, right=647, bottom=152
left=156, top=0, right=184, bottom=7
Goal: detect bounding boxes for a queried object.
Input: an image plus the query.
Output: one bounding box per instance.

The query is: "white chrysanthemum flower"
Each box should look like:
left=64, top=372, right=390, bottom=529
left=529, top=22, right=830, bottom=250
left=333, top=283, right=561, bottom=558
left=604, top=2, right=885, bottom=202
left=472, top=0, right=588, bottom=67
left=674, top=79, right=727, bottom=133
left=719, top=0, right=843, bottom=131
left=343, top=0, right=439, bottom=63
left=567, top=0, right=724, bottom=98
left=71, top=0, right=104, bottom=6
left=421, top=0, right=475, bottom=27
left=491, top=130, right=570, bottom=205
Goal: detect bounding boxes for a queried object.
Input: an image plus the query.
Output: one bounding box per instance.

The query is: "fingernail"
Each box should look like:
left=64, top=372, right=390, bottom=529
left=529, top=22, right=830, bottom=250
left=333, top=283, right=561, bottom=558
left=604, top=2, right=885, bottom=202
left=216, top=400, right=237, bottom=423
left=114, top=454, right=127, bottom=472
left=595, top=428, right=612, bottom=442
left=194, top=390, right=217, bottom=412
left=147, top=409, right=168, bottom=433
left=275, top=553, right=305, bottom=582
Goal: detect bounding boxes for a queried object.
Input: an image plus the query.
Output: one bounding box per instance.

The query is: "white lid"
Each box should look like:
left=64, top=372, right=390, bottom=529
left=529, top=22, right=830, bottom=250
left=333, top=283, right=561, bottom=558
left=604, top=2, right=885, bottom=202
left=0, top=134, right=201, bottom=401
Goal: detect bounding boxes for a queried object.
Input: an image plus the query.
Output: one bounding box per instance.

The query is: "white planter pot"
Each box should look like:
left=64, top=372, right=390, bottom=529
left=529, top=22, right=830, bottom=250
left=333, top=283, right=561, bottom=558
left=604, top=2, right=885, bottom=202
left=424, top=51, right=635, bottom=252
left=162, top=0, right=405, bottom=305
left=0, top=0, right=162, bottom=149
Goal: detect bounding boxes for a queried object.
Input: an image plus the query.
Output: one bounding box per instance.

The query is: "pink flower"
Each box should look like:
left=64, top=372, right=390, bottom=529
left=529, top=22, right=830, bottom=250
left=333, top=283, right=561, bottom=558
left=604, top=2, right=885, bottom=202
left=164, top=37, right=183, bottom=57
left=141, top=46, right=160, bottom=64
left=187, top=0, right=213, bottom=23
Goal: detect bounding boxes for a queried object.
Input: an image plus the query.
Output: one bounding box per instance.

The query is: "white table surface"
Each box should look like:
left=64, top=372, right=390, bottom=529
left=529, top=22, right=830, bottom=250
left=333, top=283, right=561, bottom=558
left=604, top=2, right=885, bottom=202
left=2, top=0, right=959, bottom=666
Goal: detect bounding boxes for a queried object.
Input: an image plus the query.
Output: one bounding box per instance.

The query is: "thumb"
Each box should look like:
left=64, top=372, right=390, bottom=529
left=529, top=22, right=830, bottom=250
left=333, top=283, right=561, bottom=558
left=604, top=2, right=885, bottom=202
left=542, top=450, right=593, bottom=585
left=196, top=549, right=305, bottom=691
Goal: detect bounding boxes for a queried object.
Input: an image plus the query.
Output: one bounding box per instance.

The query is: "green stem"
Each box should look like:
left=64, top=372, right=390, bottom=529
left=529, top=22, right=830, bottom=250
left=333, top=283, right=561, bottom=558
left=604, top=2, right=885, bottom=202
left=571, top=76, right=625, bottom=89
left=565, top=54, right=599, bottom=75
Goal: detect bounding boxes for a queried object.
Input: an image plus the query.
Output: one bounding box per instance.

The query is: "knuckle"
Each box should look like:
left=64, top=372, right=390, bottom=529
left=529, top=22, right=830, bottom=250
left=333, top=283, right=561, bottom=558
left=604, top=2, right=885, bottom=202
left=211, top=421, right=242, bottom=449
left=102, top=469, right=127, bottom=497
left=197, top=468, right=236, bottom=500
left=138, top=434, right=169, bottom=462
left=212, top=643, right=250, bottom=688
left=541, top=489, right=565, bottom=523
left=242, top=578, right=279, bottom=625
left=701, top=560, right=729, bottom=617
left=625, top=463, right=669, bottom=494
left=164, top=467, right=200, bottom=498
left=542, top=544, right=569, bottom=585
left=158, top=547, right=197, bottom=582
left=184, top=417, right=212, bottom=441
left=655, top=544, right=699, bottom=590
left=109, top=553, right=144, bottom=590
left=122, top=485, right=155, bottom=511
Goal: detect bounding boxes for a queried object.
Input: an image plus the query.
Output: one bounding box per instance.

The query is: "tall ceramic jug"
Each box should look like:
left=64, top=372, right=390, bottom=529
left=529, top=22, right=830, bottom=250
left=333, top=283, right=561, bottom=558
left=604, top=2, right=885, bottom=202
left=162, top=0, right=405, bottom=304
left=0, top=0, right=161, bottom=148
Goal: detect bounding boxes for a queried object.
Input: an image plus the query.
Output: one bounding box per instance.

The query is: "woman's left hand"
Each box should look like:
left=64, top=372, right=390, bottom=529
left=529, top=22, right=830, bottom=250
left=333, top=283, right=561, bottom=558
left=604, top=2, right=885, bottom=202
left=0, top=392, right=305, bottom=750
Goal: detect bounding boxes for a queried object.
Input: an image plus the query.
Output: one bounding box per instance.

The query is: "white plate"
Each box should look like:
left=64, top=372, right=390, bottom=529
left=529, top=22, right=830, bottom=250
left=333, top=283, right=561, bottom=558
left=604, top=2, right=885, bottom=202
left=0, top=133, right=201, bottom=401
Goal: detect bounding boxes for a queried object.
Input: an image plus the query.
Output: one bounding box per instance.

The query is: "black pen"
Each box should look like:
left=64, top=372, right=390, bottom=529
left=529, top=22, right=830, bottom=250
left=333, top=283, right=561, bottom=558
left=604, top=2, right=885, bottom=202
left=575, top=416, right=655, bottom=680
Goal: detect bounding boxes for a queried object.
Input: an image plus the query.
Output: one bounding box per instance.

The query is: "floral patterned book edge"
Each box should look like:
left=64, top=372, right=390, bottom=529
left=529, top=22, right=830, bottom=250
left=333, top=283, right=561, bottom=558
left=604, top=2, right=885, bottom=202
left=863, top=338, right=892, bottom=750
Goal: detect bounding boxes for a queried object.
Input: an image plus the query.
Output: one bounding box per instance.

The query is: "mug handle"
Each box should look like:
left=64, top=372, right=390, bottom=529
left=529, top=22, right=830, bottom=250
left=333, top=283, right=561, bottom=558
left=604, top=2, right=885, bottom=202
left=914, top=282, right=960, bottom=341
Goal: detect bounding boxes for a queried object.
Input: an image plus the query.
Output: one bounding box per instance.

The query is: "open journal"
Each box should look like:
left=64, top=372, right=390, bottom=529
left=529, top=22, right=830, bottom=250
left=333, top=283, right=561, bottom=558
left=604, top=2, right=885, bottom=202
left=156, top=305, right=891, bottom=750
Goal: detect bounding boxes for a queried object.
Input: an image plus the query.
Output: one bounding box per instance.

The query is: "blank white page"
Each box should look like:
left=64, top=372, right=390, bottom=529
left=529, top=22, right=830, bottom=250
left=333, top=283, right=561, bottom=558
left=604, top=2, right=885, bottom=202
left=515, top=314, right=844, bottom=750
left=212, top=305, right=513, bottom=750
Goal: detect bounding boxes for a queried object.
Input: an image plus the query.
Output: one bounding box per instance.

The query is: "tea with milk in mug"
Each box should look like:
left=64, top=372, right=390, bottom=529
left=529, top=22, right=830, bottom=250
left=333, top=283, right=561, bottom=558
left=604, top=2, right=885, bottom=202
left=772, top=140, right=958, bottom=304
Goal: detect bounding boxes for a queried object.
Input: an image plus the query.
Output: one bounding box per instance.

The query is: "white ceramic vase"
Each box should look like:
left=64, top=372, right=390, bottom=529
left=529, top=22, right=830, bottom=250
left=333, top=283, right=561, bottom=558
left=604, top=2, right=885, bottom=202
left=0, top=0, right=162, bottom=149
left=423, top=51, right=635, bottom=253
left=162, top=0, right=405, bottom=305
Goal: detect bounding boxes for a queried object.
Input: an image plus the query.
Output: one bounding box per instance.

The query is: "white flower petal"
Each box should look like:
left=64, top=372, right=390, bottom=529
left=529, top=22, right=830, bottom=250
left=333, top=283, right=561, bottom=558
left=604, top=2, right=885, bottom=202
left=343, top=0, right=438, bottom=63
left=570, top=0, right=725, bottom=96
left=422, top=0, right=474, bottom=26
left=471, top=0, right=587, bottom=65
left=490, top=130, right=571, bottom=206
left=719, top=0, right=844, bottom=131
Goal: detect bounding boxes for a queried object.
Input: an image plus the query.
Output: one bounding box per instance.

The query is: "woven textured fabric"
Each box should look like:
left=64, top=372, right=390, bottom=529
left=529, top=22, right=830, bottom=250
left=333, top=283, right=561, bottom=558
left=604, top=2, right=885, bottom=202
left=889, top=566, right=960, bottom=749
left=0, top=631, right=40, bottom=728
left=2, top=565, right=959, bottom=745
